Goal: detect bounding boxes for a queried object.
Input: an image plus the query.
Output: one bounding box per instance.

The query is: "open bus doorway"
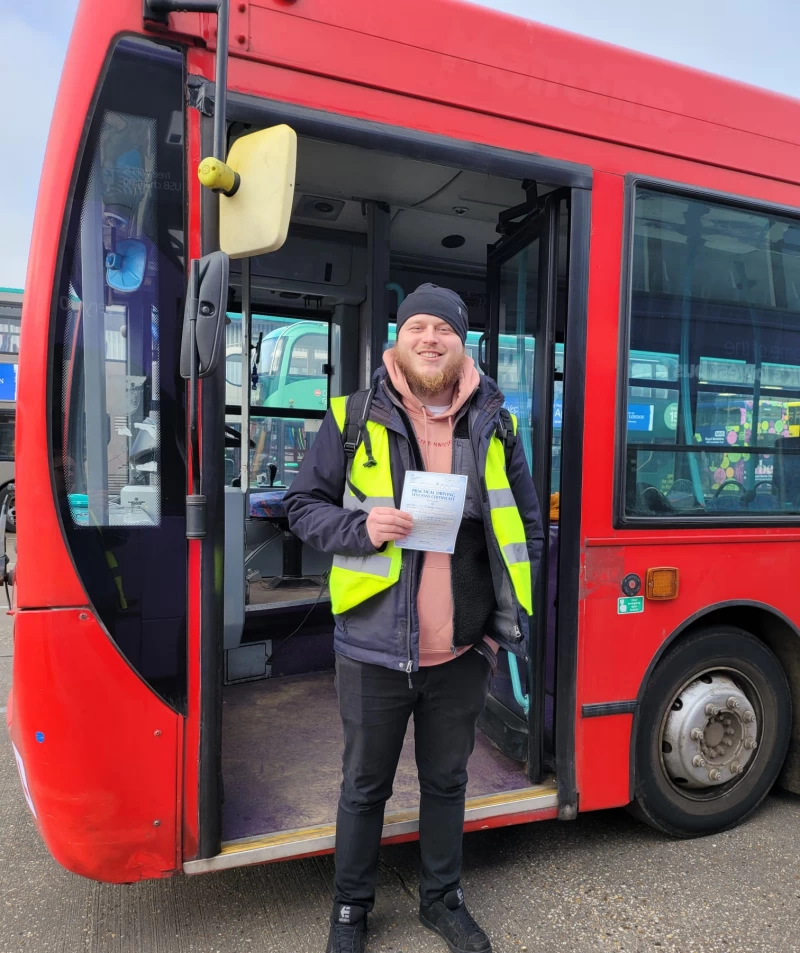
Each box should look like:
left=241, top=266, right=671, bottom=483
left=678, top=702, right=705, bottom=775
left=213, top=130, right=576, bottom=860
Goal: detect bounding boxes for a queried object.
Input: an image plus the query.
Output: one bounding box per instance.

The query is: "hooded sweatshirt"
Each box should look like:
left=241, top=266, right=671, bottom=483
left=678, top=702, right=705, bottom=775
left=383, top=348, right=482, bottom=666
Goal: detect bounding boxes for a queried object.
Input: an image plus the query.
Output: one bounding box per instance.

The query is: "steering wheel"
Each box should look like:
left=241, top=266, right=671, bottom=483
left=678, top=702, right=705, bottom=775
left=225, top=424, right=255, bottom=449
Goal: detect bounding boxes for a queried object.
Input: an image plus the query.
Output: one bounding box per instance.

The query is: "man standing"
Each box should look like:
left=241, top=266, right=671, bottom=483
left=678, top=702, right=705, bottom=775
left=285, top=284, right=543, bottom=953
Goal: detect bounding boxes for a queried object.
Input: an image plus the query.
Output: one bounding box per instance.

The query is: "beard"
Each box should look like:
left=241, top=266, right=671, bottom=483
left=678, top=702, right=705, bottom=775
left=393, top=344, right=464, bottom=399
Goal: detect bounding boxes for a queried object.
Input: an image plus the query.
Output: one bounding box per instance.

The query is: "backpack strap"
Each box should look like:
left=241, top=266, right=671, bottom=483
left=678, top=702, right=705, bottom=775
left=341, top=388, right=376, bottom=502
left=496, top=407, right=517, bottom=470
left=342, top=388, right=376, bottom=466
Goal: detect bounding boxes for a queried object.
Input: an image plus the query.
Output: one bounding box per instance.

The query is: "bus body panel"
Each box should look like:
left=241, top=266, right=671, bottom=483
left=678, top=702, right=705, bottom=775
left=577, top=715, right=634, bottom=813
left=572, top=171, right=627, bottom=810
left=14, top=0, right=800, bottom=879
left=16, top=0, right=201, bottom=872
left=572, top=172, right=800, bottom=813
left=7, top=609, right=181, bottom=882
left=233, top=0, right=800, bottom=153
left=191, top=1, right=800, bottom=187
left=215, top=47, right=800, bottom=216
left=579, top=537, right=800, bottom=811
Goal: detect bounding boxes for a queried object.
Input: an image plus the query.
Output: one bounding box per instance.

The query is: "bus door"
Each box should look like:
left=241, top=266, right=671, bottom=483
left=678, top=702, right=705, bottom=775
left=480, top=189, right=567, bottom=783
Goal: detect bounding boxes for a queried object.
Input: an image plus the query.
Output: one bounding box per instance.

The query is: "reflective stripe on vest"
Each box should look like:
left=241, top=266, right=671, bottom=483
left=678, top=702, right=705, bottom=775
left=329, top=396, right=402, bottom=614
left=329, top=398, right=532, bottom=618
left=484, top=413, right=533, bottom=615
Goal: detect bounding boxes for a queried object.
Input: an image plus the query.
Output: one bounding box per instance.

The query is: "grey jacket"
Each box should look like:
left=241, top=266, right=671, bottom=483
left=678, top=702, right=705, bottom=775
left=284, top=366, right=544, bottom=673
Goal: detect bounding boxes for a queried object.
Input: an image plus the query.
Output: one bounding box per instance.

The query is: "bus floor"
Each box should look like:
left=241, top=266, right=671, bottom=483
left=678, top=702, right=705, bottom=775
left=221, top=670, right=532, bottom=842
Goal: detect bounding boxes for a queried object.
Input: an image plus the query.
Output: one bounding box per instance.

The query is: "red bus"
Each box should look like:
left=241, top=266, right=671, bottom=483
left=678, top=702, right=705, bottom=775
left=9, top=0, right=800, bottom=883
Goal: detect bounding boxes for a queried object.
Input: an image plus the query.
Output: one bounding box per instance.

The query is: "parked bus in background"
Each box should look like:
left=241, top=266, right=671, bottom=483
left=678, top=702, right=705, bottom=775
left=224, top=318, right=556, bottom=487
left=9, top=0, right=800, bottom=887
left=231, top=320, right=798, bottom=512
left=0, top=289, right=20, bottom=531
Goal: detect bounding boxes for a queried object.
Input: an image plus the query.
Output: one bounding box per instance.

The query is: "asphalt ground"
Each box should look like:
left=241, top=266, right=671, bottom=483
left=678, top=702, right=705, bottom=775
left=2, top=566, right=800, bottom=953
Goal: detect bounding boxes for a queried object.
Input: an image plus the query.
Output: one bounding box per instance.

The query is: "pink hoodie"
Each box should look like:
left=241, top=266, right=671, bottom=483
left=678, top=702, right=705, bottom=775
left=383, top=349, right=482, bottom=667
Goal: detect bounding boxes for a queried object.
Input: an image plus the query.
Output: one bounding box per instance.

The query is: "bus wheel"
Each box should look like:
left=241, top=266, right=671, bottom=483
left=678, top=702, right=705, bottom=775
left=632, top=626, right=791, bottom=837
left=0, top=484, right=14, bottom=534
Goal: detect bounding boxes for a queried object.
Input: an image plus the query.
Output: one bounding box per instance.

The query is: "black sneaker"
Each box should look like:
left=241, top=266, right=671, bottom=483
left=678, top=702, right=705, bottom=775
left=419, top=888, right=491, bottom=953
left=325, top=903, right=368, bottom=953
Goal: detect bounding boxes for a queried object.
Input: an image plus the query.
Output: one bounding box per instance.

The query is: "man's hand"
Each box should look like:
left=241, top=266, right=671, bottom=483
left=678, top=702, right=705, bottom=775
left=365, top=507, right=413, bottom=548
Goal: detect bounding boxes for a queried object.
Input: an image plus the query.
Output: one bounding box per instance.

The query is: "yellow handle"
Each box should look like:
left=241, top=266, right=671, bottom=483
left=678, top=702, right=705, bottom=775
left=197, top=157, right=240, bottom=196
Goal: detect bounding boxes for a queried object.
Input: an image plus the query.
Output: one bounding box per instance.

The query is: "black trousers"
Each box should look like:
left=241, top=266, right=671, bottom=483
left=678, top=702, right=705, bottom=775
left=333, top=649, right=492, bottom=911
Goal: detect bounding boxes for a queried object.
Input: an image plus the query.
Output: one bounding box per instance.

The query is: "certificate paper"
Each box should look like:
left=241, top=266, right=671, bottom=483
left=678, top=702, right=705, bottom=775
left=396, top=471, right=468, bottom=554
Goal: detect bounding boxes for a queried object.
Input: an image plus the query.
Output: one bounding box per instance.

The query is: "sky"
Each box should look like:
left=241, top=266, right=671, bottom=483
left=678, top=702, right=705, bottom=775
left=1, top=0, right=799, bottom=291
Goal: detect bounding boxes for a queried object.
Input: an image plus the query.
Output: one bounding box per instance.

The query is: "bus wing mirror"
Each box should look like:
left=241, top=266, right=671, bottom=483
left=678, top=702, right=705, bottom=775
left=198, top=125, right=297, bottom=260
left=180, top=250, right=230, bottom=379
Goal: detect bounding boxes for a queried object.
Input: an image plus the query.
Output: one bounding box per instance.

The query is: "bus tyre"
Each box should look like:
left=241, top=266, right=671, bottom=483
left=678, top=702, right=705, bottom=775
left=631, top=626, right=791, bottom=838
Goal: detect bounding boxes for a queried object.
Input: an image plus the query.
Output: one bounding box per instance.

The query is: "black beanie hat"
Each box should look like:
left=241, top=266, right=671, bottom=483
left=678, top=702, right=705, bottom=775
left=395, top=283, right=469, bottom=343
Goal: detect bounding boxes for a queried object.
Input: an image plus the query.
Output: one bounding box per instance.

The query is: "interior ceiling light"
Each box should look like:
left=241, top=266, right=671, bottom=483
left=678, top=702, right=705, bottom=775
left=295, top=194, right=344, bottom=221
left=442, top=234, right=466, bottom=249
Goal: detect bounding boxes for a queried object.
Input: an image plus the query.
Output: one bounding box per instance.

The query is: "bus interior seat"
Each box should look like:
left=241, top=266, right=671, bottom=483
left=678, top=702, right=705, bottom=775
left=665, top=478, right=697, bottom=510
left=706, top=479, right=747, bottom=512
left=635, top=482, right=676, bottom=515
left=748, top=483, right=779, bottom=510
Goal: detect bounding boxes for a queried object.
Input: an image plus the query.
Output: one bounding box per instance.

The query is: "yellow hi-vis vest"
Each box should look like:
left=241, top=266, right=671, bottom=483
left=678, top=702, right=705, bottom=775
left=329, top=396, right=532, bottom=619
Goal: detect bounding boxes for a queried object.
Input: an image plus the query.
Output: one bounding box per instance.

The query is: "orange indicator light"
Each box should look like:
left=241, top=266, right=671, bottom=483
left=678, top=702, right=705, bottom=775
left=646, top=567, right=679, bottom=601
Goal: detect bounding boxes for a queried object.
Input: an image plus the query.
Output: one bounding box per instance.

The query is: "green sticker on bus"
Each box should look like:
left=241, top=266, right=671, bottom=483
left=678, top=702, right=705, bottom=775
left=618, top=596, right=644, bottom=615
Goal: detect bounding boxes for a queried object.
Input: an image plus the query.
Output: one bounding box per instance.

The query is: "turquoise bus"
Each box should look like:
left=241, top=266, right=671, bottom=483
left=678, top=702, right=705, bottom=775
left=229, top=319, right=800, bottom=508
left=224, top=315, right=552, bottom=485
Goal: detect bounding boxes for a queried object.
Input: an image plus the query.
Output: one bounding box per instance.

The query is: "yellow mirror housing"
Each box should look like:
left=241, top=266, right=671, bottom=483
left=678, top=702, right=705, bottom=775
left=210, top=124, right=297, bottom=259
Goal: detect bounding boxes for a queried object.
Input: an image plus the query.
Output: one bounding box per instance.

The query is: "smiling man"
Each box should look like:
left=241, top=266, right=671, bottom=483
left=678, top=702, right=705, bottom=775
left=285, top=283, right=544, bottom=953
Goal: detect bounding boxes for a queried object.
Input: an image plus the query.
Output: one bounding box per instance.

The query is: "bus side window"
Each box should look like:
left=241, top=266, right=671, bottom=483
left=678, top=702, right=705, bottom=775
left=623, top=187, right=800, bottom=519
left=286, top=333, right=328, bottom=380
left=0, top=412, right=14, bottom=459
